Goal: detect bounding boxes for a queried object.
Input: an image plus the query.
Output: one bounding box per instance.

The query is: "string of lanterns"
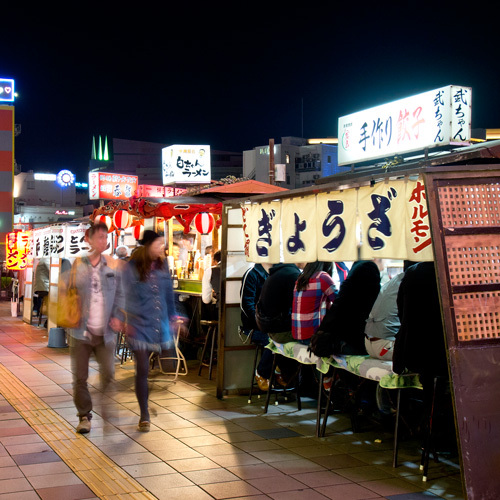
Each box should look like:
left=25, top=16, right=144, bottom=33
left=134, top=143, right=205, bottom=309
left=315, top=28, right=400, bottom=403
left=93, top=210, right=215, bottom=238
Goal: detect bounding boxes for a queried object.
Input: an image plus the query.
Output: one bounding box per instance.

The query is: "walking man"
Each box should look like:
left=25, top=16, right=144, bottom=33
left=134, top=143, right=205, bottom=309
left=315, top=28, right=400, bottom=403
left=63, top=222, right=124, bottom=433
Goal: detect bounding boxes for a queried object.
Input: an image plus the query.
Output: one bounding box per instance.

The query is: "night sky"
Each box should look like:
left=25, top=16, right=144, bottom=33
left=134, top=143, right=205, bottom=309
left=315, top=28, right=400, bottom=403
left=3, top=6, right=498, bottom=182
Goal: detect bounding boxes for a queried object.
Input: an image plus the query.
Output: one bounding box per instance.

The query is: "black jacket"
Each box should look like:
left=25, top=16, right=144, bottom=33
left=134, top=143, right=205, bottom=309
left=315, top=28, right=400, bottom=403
left=392, top=262, right=448, bottom=379
left=240, top=264, right=269, bottom=332
left=256, top=263, right=301, bottom=333
left=310, top=260, right=380, bottom=356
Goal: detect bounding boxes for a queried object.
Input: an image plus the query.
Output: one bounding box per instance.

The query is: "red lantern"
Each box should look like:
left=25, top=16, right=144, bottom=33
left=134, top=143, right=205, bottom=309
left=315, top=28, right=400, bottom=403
left=194, top=212, right=215, bottom=235
left=94, top=214, right=112, bottom=232
left=113, top=210, right=131, bottom=230
left=133, top=224, right=144, bottom=240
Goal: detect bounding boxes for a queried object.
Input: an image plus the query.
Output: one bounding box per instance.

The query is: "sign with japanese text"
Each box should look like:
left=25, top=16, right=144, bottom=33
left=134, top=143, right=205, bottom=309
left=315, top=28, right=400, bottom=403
left=6, top=231, right=30, bottom=270
left=338, top=86, right=471, bottom=166
left=282, top=196, right=317, bottom=263
left=136, top=184, right=166, bottom=198
left=316, top=189, right=359, bottom=262
left=136, top=184, right=188, bottom=198
left=358, top=181, right=407, bottom=259
left=405, top=179, right=433, bottom=260
left=243, top=177, right=434, bottom=263
left=162, top=145, right=211, bottom=185
left=88, top=172, right=138, bottom=200
left=64, top=224, right=91, bottom=258
left=32, top=225, right=66, bottom=258
left=242, top=204, right=251, bottom=258
left=32, top=227, right=53, bottom=258
left=247, top=201, right=281, bottom=263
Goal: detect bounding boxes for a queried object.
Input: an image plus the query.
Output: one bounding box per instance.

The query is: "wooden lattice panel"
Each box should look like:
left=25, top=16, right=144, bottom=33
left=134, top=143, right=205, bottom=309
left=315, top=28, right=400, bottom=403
left=445, top=234, right=500, bottom=286
left=453, top=291, right=500, bottom=341
left=438, top=183, right=500, bottom=227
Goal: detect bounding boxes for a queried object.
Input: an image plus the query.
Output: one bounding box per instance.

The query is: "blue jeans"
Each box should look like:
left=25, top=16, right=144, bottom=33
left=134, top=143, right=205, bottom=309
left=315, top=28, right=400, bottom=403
left=245, top=330, right=274, bottom=380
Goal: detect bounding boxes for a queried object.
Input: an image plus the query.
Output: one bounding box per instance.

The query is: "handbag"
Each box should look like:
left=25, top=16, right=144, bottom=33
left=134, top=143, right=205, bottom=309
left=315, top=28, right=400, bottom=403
left=57, top=260, right=82, bottom=329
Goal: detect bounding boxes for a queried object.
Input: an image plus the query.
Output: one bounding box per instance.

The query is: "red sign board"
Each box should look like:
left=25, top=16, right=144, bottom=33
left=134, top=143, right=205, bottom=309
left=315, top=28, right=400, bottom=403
left=88, top=172, right=138, bottom=200
left=6, top=231, right=31, bottom=270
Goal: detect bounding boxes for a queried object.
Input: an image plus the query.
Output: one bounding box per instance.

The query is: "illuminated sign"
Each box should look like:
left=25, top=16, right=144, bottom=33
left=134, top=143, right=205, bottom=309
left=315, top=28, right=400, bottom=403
left=338, top=85, right=472, bottom=166
left=75, top=182, right=88, bottom=189
left=136, top=184, right=187, bottom=198
left=162, top=145, right=211, bottom=185
left=88, top=172, right=138, bottom=200
left=0, top=78, right=15, bottom=103
left=6, top=231, right=30, bottom=270
left=34, top=173, right=57, bottom=181
left=56, top=169, right=75, bottom=187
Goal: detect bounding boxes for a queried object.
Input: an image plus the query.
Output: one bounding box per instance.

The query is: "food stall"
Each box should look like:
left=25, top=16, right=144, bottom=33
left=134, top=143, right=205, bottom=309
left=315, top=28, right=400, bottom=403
left=215, top=141, right=500, bottom=500
left=89, top=180, right=288, bottom=344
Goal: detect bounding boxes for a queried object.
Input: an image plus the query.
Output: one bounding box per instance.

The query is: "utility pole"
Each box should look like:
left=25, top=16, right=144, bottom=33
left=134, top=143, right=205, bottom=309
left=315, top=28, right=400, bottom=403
left=269, top=138, right=275, bottom=185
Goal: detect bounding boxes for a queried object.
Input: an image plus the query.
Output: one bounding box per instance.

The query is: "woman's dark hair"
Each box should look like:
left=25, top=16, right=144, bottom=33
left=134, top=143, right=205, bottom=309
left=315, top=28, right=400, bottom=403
left=134, top=231, right=164, bottom=281
left=296, top=261, right=333, bottom=292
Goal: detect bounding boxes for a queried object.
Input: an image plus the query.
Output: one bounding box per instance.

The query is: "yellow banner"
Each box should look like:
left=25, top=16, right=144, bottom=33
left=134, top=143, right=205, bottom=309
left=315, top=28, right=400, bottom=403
left=282, top=196, right=317, bottom=263
left=316, top=189, right=359, bottom=262
left=243, top=177, right=434, bottom=263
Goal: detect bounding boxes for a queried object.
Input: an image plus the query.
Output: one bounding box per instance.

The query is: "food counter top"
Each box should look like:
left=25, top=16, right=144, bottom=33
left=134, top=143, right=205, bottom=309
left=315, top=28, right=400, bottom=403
left=174, top=279, right=202, bottom=295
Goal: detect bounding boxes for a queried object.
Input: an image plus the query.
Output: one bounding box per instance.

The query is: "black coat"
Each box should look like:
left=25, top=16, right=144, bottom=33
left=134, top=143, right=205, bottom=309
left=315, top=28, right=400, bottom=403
left=240, top=264, right=269, bottom=332
left=256, top=263, right=301, bottom=333
left=310, top=260, right=381, bottom=356
left=392, top=262, right=448, bottom=379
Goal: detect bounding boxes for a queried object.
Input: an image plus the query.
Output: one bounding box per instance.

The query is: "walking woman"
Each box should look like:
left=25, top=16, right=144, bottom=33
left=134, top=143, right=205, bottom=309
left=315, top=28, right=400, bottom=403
left=292, top=261, right=337, bottom=344
left=123, top=230, right=186, bottom=431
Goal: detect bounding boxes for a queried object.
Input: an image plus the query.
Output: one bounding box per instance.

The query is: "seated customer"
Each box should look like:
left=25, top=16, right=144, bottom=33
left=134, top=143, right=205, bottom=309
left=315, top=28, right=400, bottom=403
left=292, top=261, right=337, bottom=345
left=256, top=262, right=304, bottom=385
left=309, top=260, right=381, bottom=357
left=364, top=271, right=404, bottom=360
left=240, top=263, right=272, bottom=390
left=393, top=261, right=448, bottom=384
left=256, top=262, right=304, bottom=345
left=202, top=250, right=221, bottom=320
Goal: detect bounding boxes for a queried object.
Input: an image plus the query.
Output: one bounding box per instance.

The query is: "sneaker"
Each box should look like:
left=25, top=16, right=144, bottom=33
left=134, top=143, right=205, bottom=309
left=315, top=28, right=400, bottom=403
left=255, top=372, right=269, bottom=391
left=274, top=370, right=287, bottom=387
left=137, top=420, right=151, bottom=432
left=76, top=416, right=91, bottom=434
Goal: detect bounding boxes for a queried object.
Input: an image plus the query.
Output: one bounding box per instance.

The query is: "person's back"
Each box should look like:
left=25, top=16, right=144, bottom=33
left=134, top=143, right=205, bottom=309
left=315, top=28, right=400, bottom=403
left=34, top=259, right=50, bottom=293
left=393, top=262, right=448, bottom=380
left=202, top=250, right=221, bottom=320
left=364, top=272, right=404, bottom=360
left=256, top=263, right=301, bottom=335
left=292, top=263, right=337, bottom=343
left=240, top=263, right=269, bottom=333
left=310, top=260, right=381, bottom=356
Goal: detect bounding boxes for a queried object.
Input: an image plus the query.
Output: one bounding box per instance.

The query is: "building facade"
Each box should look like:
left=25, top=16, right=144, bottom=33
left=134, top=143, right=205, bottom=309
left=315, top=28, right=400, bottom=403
left=243, top=137, right=350, bottom=189
left=13, top=172, right=86, bottom=228
left=91, top=137, right=243, bottom=185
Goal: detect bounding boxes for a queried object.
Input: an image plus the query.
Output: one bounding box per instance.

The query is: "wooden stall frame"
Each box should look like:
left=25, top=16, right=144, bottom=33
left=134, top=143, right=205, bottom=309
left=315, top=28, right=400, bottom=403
left=425, top=165, right=500, bottom=500
left=216, top=150, right=500, bottom=499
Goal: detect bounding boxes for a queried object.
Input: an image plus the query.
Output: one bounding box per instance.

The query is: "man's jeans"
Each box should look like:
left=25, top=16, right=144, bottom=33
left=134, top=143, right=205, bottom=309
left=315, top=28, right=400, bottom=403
left=69, top=334, right=115, bottom=418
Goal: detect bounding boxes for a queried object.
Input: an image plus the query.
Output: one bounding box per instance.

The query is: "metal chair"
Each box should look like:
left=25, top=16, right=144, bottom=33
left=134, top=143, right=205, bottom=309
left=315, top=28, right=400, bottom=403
left=152, top=322, right=188, bottom=381
left=198, top=320, right=218, bottom=379
left=247, top=343, right=265, bottom=403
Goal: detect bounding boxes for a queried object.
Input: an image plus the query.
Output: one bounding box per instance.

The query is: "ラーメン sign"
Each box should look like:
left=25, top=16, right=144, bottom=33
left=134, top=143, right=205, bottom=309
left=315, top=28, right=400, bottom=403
left=338, top=85, right=471, bottom=166
left=162, top=145, right=211, bottom=185
left=6, top=231, right=30, bottom=270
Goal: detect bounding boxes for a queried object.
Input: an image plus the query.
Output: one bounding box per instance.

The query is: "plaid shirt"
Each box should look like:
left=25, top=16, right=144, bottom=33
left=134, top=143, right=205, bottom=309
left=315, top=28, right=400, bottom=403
left=292, top=271, right=337, bottom=340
